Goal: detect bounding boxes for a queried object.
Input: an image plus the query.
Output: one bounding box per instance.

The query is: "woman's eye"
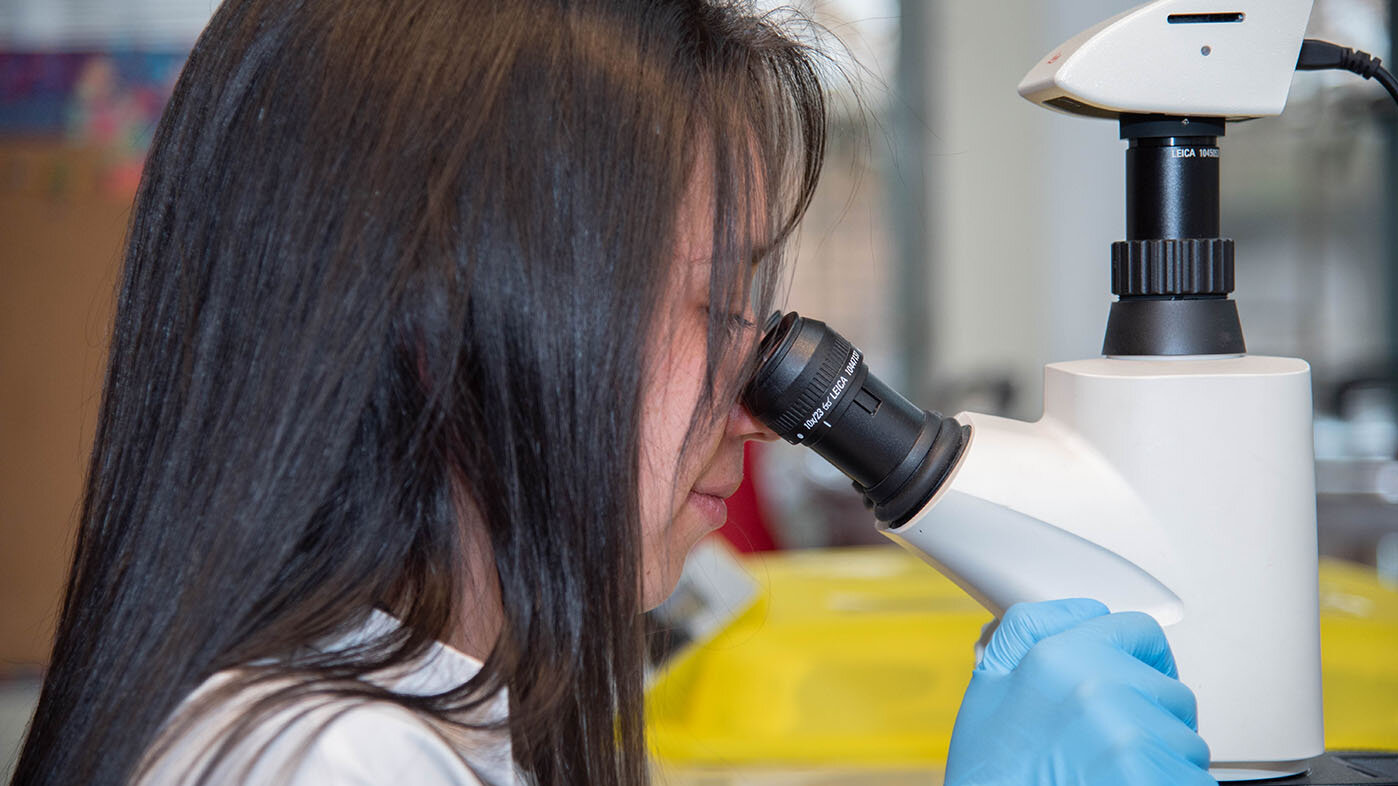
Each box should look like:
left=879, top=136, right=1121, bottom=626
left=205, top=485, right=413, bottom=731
left=702, top=306, right=756, bottom=334
left=704, top=303, right=760, bottom=332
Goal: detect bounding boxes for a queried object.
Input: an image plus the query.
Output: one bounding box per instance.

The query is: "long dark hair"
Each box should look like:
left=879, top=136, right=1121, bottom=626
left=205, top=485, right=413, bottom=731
left=13, top=1, right=825, bottom=784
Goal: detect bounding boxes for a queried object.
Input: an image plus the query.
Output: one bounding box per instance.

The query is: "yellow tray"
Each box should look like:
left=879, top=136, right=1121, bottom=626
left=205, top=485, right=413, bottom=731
left=646, top=546, right=1398, bottom=766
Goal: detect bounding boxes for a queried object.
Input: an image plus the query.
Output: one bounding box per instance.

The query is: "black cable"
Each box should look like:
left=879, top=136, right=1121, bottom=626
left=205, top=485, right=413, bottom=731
left=1297, top=38, right=1398, bottom=106
left=1377, top=68, right=1398, bottom=106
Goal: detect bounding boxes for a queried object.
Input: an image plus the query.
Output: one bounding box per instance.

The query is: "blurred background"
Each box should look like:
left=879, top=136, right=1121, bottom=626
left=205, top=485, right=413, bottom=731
left=3, top=0, right=1398, bottom=779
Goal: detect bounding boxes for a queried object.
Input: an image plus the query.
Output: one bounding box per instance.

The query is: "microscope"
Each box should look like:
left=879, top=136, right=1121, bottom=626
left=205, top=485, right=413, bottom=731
left=743, top=1, right=1398, bottom=781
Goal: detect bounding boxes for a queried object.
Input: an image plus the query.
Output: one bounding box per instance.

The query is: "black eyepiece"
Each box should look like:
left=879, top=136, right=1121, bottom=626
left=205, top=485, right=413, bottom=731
left=741, top=312, right=969, bottom=526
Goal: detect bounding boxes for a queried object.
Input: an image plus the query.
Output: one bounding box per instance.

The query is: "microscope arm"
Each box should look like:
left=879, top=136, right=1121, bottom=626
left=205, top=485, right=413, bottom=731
left=880, top=412, right=1185, bottom=624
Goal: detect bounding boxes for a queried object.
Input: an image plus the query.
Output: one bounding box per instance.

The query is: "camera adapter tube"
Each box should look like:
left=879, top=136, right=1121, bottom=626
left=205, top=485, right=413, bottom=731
left=741, top=312, right=969, bottom=526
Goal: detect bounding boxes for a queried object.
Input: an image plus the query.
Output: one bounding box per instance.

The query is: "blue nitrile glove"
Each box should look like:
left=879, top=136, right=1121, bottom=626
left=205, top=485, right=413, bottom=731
left=944, top=598, right=1217, bottom=786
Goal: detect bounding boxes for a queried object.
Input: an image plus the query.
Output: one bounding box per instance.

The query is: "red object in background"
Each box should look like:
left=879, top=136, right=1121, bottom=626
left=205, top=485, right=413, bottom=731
left=716, top=442, right=779, bottom=552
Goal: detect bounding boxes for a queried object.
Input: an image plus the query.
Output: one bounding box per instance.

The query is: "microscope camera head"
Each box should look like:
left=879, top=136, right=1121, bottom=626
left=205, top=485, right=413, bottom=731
left=1018, top=0, right=1314, bottom=121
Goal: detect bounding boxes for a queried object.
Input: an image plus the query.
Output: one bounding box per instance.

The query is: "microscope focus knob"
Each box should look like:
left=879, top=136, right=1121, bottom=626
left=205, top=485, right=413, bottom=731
left=1111, top=237, right=1235, bottom=296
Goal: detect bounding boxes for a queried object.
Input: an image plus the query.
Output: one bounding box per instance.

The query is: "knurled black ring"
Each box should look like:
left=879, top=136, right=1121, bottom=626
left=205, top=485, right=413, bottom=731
left=770, top=332, right=852, bottom=438
left=1111, top=238, right=1235, bottom=296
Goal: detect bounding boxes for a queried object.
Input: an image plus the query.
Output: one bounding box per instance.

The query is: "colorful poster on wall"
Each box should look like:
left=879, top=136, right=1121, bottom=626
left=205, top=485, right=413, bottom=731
left=0, top=0, right=210, bottom=197
left=0, top=50, right=185, bottom=197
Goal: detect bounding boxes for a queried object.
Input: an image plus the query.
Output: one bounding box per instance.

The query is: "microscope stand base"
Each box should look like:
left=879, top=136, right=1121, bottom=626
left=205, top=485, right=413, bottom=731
left=1226, top=752, right=1398, bottom=785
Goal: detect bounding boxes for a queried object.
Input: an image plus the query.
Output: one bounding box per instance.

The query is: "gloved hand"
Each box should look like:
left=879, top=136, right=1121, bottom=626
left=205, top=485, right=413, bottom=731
left=944, top=598, right=1217, bottom=786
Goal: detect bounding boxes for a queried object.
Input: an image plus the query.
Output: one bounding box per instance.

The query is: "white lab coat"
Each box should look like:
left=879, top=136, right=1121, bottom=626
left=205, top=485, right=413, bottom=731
left=137, top=610, right=517, bottom=785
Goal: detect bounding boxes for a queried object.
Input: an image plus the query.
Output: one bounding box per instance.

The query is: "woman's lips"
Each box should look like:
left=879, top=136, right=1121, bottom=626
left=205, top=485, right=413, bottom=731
left=687, top=490, right=729, bottom=529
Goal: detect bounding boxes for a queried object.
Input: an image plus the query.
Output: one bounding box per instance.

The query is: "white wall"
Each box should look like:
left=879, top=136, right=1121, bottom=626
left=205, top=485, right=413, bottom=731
left=925, top=0, right=1138, bottom=418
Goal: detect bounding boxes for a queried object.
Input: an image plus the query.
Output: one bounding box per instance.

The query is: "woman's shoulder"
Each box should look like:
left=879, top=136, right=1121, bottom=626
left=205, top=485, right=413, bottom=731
left=254, top=698, right=491, bottom=785
left=140, top=682, right=489, bottom=785
left=137, top=612, right=513, bottom=785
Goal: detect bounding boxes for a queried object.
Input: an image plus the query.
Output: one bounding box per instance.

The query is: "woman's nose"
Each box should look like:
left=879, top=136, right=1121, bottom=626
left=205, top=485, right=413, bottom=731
left=729, top=401, right=779, bottom=443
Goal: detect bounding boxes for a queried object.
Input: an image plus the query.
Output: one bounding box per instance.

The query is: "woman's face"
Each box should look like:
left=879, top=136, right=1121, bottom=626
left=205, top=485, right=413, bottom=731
left=637, top=178, right=777, bottom=610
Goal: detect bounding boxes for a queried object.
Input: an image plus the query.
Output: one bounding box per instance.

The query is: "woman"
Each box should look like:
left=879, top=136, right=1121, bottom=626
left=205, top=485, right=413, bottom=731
left=12, top=1, right=1214, bottom=784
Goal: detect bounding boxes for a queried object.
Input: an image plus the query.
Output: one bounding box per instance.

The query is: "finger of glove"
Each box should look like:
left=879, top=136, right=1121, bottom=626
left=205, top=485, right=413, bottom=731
left=1110, top=734, right=1220, bottom=786
left=979, top=598, right=1110, bottom=675
left=1056, top=610, right=1179, bottom=679
left=1104, top=687, right=1214, bottom=774
left=1017, top=630, right=1200, bottom=731
left=1089, top=642, right=1202, bottom=731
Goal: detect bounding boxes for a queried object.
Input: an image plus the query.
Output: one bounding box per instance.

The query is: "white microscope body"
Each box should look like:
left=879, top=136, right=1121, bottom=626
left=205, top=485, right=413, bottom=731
left=883, top=0, right=1323, bottom=779
left=882, top=357, right=1322, bottom=779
